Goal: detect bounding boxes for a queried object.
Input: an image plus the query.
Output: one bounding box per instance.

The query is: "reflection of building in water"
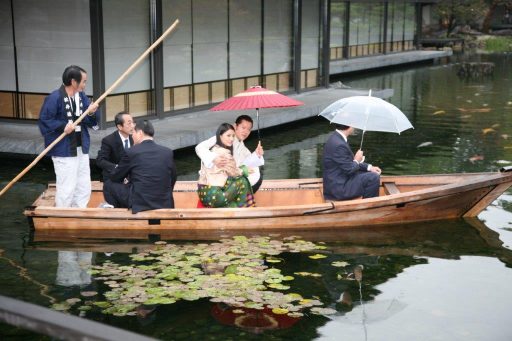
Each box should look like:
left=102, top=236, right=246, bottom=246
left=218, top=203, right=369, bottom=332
left=56, top=251, right=92, bottom=287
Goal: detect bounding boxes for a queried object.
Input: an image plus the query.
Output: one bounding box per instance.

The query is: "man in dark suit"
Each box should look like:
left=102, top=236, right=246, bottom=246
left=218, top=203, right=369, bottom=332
left=97, top=112, right=134, bottom=207
left=103, top=119, right=177, bottom=213
left=96, top=111, right=134, bottom=181
left=322, top=124, right=382, bottom=201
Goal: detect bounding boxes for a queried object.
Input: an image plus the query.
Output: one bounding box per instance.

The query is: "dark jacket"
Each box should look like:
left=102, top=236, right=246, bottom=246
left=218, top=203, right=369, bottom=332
left=322, top=131, right=370, bottom=200
left=110, top=139, right=177, bottom=213
left=96, top=131, right=133, bottom=181
left=38, top=86, right=98, bottom=157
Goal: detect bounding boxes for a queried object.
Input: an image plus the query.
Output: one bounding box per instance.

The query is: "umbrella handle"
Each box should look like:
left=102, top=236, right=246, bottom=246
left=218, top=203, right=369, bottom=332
left=359, top=131, right=365, bottom=150
left=256, top=108, right=261, bottom=141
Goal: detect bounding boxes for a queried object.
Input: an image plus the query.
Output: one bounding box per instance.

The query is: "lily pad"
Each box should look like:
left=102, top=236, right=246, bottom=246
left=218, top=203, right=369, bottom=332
left=310, top=307, right=337, bottom=315
left=80, top=291, right=98, bottom=297
left=331, top=261, right=350, bottom=267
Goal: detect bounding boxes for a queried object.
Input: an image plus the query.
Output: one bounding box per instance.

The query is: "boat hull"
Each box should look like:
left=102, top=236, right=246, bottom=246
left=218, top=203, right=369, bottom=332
left=24, top=172, right=512, bottom=232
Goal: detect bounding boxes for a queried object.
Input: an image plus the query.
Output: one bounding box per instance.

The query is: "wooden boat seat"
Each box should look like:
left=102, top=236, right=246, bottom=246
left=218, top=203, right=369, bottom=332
left=383, top=182, right=400, bottom=195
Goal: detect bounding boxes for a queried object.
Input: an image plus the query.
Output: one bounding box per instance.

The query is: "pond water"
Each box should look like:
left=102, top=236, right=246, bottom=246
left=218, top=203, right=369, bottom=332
left=1, top=52, right=512, bottom=340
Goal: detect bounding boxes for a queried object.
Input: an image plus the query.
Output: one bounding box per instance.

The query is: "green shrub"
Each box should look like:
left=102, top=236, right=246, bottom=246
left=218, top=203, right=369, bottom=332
left=484, top=36, right=512, bottom=52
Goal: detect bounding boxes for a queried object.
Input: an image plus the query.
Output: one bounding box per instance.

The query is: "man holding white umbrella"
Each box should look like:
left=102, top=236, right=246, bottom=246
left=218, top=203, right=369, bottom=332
left=319, top=90, right=412, bottom=201
left=322, top=124, right=382, bottom=201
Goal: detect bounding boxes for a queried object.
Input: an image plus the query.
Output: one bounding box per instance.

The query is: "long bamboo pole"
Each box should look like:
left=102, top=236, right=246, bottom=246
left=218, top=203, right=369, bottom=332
left=0, top=19, right=180, bottom=198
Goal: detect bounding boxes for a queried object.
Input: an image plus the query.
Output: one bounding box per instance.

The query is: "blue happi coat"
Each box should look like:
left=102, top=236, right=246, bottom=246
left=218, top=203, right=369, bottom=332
left=38, top=85, right=98, bottom=157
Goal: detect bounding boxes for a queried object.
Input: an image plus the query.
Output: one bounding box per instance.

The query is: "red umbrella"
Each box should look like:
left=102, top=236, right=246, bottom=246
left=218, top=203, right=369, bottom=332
left=210, top=86, right=303, bottom=139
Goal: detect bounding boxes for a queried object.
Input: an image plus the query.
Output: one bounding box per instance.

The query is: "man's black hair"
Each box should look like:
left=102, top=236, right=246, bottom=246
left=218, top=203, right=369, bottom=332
left=134, top=119, right=154, bottom=137
left=62, top=65, right=86, bottom=86
left=334, top=123, right=351, bottom=131
left=235, top=115, right=253, bottom=126
left=114, top=111, right=130, bottom=127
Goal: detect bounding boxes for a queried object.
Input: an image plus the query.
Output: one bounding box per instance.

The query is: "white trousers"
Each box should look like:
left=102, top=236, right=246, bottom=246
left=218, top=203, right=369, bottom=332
left=52, top=148, right=91, bottom=208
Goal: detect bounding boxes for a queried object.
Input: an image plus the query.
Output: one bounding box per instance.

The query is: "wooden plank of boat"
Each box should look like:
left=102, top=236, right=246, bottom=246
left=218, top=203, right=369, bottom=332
left=24, top=172, right=512, bottom=231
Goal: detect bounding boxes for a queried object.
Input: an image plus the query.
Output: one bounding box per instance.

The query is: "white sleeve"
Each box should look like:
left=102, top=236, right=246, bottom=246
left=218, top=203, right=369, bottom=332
left=195, top=136, right=217, bottom=168
left=247, top=166, right=260, bottom=186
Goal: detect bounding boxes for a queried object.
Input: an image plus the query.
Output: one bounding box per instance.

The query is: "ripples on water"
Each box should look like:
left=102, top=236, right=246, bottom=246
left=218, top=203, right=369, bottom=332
left=1, top=52, right=512, bottom=340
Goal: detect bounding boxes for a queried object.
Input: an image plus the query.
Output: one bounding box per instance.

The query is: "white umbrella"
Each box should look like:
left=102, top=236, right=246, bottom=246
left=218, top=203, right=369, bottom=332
left=319, top=90, right=413, bottom=149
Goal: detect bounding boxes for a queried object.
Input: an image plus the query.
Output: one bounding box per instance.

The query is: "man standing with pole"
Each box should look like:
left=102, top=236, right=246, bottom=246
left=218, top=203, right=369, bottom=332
left=38, top=65, right=99, bottom=208
left=0, top=19, right=179, bottom=199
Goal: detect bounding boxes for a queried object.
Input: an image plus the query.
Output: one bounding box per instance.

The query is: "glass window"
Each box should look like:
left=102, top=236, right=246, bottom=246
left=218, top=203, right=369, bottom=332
left=404, top=4, right=416, bottom=41
left=369, top=3, right=384, bottom=45
left=192, top=0, right=228, bottom=83
left=348, top=4, right=360, bottom=46
left=330, top=0, right=345, bottom=49
left=12, top=0, right=92, bottom=94
left=388, top=2, right=405, bottom=43
left=0, top=0, right=15, bottom=92
left=103, top=0, right=150, bottom=94
left=229, top=0, right=261, bottom=79
left=263, top=0, right=292, bottom=74
left=301, top=0, right=320, bottom=70
left=163, top=0, right=192, bottom=87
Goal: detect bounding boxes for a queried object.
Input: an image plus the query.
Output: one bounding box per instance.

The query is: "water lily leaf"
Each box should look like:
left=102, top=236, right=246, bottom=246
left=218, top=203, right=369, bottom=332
left=272, top=307, right=289, bottom=315
left=80, top=291, right=98, bottom=297
left=282, top=276, right=294, bottom=281
left=52, top=303, right=70, bottom=311
left=285, top=293, right=303, bottom=301
left=310, top=307, right=337, bottom=315
left=66, top=298, right=81, bottom=305
left=266, top=257, right=282, bottom=263
left=77, top=305, right=92, bottom=311
left=224, top=264, right=238, bottom=274
left=267, top=283, right=290, bottom=290
left=232, top=309, right=245, bottom=314
left=93, top=301, right=111, bottom=308
left=287, top=312, right=303, bottom=318
left=309, top=254, right=327, bottom=260
left=144, top=297, right=176, bottom=305
left=331, top=261, right=350, bottom=267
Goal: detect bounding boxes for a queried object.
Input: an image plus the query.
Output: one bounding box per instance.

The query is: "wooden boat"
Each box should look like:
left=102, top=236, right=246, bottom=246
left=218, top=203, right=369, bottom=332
left=24, top=171, right=512, bottom=232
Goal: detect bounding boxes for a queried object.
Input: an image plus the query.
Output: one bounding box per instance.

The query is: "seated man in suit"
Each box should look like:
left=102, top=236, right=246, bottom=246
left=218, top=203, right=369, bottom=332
left=103, top=119, right=177, bottom=213
left=322, top=124, right=382, bottom=201
left=96, top=112, right=134, bottom=205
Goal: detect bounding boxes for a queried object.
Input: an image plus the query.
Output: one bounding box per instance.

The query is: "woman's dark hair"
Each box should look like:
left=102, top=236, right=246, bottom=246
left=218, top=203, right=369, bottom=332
left=134, top=119, right=154, bottom=137
left=62, top=65, right=85, bottom=86
left=215, top=122, right=235, bottom=152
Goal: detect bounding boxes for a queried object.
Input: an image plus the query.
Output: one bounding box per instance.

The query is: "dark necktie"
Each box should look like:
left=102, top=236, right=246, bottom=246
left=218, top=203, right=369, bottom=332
left=124, top=139, right=129, bottom=149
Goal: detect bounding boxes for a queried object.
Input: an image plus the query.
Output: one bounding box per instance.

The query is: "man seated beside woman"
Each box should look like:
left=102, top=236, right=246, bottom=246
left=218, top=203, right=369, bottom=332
left=197, top=123, right=255, bottom=208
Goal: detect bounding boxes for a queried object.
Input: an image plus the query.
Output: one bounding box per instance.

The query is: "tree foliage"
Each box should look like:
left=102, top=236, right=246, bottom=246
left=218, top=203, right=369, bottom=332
left=434, top=0, right=488, bottom=35
left=435, top=0, right=512, bottom=34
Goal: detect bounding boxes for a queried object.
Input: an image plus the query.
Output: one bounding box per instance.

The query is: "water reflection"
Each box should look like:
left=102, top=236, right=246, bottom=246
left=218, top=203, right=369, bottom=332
left=55, top=251, right=93, bottom=287
left=25, top=218, right=512, bottom=340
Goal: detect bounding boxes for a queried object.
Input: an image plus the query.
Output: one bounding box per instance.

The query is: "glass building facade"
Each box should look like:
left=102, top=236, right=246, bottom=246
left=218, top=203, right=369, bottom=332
left=0, top=0, right=425, bottom=128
